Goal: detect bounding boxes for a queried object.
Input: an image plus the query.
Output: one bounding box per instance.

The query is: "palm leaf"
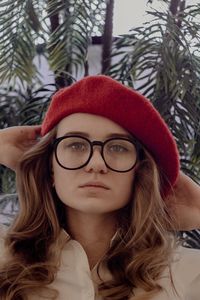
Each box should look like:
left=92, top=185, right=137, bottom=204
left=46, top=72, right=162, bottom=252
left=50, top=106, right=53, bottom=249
left=0, top=0, right=39, bottom=84
left=46, top=0, right=106, bottom=77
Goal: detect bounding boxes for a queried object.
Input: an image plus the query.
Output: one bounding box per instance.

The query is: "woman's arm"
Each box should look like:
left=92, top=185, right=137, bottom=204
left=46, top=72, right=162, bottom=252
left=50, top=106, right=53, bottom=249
left=167, top=171, right=200, bottom=230
left=0, top=125, right=41, bottom=171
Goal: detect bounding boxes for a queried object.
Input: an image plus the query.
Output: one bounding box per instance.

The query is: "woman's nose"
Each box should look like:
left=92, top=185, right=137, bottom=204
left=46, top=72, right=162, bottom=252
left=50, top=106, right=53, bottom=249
left=84, top=148, right=108, bottom=173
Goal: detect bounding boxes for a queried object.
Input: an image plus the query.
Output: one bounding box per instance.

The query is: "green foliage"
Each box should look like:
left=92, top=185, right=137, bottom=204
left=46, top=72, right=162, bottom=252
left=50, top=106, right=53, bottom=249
left=0, top=0, right=106, bottom=85
left=47, top=0, right=106, bottom=77
left=0, top=83, right=56, bottom=127
left=19, top=84, right=57, bottom=125
left=0, top=0, right=39, bottom=84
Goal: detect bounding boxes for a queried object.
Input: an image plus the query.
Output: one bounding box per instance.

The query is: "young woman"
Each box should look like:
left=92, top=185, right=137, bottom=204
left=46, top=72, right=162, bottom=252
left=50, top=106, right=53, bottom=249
left=0, top=75, right=200, bottom=300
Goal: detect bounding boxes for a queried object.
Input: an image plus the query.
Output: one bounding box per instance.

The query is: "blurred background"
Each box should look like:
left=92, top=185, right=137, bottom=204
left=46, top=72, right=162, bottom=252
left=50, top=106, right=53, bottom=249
left=0, top=0, right=200, bottom=248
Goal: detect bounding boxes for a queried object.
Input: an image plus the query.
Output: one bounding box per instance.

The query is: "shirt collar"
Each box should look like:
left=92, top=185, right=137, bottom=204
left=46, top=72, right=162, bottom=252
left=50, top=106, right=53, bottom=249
left=59, top=227, right=121, bottom=248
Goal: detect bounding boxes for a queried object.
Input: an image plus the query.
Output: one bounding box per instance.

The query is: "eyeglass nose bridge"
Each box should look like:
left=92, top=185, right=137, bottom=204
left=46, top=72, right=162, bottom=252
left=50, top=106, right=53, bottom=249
left=89, top=140, right=105, bottom=160
left=91, top=140, right=104, bottom=147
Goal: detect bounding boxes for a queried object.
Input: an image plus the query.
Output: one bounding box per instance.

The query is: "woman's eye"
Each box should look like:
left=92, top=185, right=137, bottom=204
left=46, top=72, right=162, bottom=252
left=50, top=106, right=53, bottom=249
left=62, top=142, right=87, bottom=151
left=109, top=145, right=127, bottom=152
left=69, top=143, right=86, bottom=151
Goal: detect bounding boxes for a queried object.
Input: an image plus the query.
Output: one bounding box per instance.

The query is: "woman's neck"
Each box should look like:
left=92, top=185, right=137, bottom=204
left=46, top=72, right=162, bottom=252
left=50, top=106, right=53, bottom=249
left=65, top=209, right=118, bottom=269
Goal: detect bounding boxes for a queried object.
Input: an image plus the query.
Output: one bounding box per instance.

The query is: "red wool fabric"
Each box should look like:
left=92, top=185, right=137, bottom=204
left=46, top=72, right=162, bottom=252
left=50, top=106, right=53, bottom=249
left=41, top=75, right=180, bottom=196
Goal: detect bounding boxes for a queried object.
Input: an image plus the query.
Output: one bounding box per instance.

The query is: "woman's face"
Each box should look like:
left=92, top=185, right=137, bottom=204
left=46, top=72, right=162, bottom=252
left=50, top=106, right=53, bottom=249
left=52, top=113, right=136, bottom=215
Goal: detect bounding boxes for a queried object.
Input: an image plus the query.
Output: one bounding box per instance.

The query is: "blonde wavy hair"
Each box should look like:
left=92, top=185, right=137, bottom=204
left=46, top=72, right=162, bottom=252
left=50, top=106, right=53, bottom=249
left=0, top=127, right=178, bottom=300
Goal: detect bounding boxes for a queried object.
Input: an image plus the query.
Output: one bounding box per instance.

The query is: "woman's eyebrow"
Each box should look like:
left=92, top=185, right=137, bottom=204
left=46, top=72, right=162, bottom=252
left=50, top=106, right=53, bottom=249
left=62, top=131, right=90, bottom=137
left=62, top=131, right=132, bottom=139
left=106, top=133, right=132, bottom=139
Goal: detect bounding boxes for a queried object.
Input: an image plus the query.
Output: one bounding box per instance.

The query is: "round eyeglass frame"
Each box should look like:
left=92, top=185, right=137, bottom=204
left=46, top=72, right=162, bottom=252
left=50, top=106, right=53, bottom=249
left=52, top=135, right=140, bottom=173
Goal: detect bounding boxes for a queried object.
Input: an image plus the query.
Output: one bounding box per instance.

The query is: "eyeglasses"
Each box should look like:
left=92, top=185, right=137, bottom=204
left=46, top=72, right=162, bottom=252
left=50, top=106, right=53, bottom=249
left=52, top=135, right=139, bottom=172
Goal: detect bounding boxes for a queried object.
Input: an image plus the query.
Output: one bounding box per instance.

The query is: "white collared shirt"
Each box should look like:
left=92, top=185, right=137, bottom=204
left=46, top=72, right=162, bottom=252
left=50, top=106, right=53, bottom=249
left=1, top=226, right=200, bottom=299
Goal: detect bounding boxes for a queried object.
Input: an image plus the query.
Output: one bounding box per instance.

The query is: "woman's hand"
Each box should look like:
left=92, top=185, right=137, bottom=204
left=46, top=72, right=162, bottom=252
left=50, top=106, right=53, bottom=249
left=0, top=125, right=41, bottom=171
left=167, top=171, right=200, bottom=230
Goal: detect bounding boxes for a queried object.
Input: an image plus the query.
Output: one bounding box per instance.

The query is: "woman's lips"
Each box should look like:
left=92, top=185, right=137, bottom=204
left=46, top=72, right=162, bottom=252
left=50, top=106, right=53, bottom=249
left=81, top=185, right=107, bottom=190
left=79, top=182, right=110, bottom=190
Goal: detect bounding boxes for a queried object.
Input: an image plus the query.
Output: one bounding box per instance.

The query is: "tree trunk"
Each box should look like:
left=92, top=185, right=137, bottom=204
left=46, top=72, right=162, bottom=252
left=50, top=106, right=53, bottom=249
left=47, top=0, right=71, bottom=88
left=102, top=0, right=114, bottom=74
left=177, top=0, right=186, bottom=28
left=169, top=0, right=180, bottom=15
left=169, top=0, right=186, bottom=28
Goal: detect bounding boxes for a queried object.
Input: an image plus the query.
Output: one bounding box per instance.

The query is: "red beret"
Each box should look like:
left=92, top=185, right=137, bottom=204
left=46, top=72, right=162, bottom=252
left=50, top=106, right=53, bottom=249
left=41, top=75, right=180, bottom=196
